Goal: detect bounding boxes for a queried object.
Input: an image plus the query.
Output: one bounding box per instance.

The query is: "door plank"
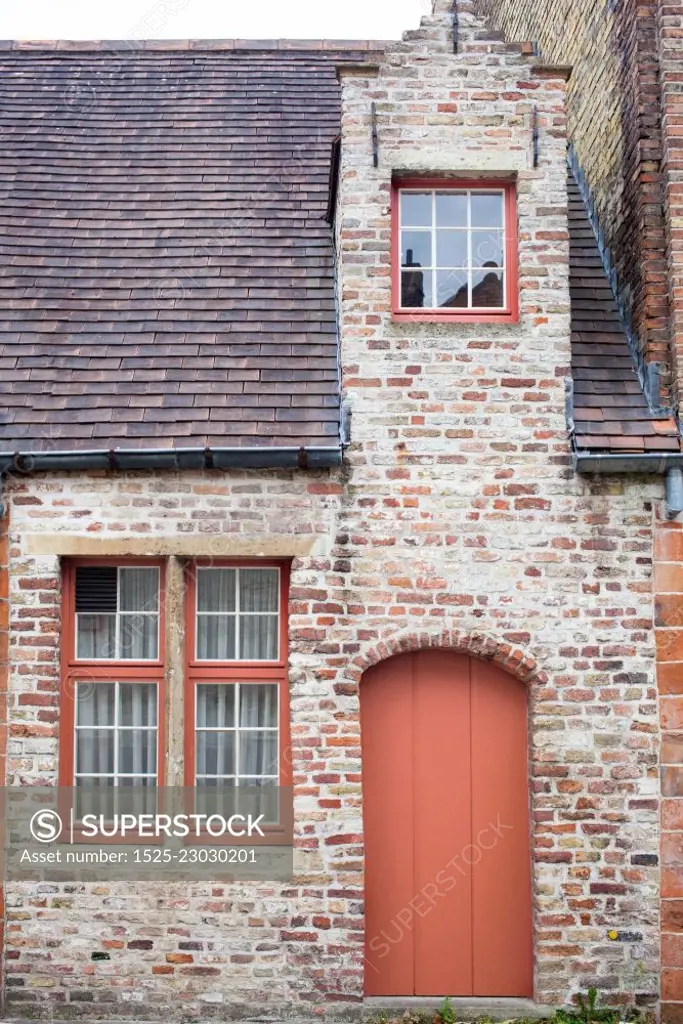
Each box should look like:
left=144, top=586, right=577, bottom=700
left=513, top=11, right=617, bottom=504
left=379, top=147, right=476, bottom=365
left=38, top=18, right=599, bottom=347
left=470, top=659, right=533, bottom=997
left=362, top=653, right=416, bottom=995
left=413, top=650, right=473, bottom=996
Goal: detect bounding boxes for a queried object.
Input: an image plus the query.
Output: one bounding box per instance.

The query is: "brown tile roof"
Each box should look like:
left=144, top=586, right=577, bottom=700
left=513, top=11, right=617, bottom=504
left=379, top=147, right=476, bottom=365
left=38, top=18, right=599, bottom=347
left=0, top=45, right=383, bottom=454
left=568, top=171, right=681, bottom=455
left=0, top=44, right=677, bottom=460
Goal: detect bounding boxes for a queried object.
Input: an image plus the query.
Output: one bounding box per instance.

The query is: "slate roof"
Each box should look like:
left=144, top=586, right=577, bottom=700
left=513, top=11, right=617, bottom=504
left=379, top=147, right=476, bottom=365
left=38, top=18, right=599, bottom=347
left=0, top=42, right=678, bottom=459
left=0, top=44, right=382, bottom=454
left=568, top=173, right=681, bottom=455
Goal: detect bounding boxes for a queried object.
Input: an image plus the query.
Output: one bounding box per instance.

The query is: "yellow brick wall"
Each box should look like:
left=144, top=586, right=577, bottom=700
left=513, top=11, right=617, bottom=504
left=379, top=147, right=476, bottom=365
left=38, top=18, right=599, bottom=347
left=477, top=0, right=622, bottom=276
left=477, top=0, right=673, bottom=381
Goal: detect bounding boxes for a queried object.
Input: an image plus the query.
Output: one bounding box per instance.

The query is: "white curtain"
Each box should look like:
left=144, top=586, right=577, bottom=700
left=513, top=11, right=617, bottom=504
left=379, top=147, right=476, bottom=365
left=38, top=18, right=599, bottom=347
left=240, top=570, right=279, bottom=660
left=119, top=683, right=157, bottom=776
left=196, top=684, right=236, bottom=778
left=75, top=681, right=156, bottom=779
left=195, top=683, right=277, bottom=780
left=196, top=568, right=278, bottom=660
left=239, top=684, right=278, bottom=778
left=77, top=614, right=116, bottom=660
left=76, top=683, right=115, bottom=776
left=197, top=569, right=237, bottom=659
left=119, top=568, right=159, bottom=660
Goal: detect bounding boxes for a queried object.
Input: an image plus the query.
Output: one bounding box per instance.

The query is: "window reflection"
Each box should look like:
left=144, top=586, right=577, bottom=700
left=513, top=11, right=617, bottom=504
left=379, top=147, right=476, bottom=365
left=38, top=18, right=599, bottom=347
left=439, top=262, right=503, bottom=309
left=401, top=247, right=427, bottom=308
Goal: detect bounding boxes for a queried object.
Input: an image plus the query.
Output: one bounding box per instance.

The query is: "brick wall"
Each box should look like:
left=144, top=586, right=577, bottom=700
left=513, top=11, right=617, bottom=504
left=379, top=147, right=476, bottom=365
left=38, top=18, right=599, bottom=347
left=4, top=470, right=345, bottom=1018
left=336, top=0, right=661, bottom=1012
left=656, top=519, right=683, bottom=1024
left=476, top=0, right=671, bottom=389
left=0, top=3, right=669, bottom=1017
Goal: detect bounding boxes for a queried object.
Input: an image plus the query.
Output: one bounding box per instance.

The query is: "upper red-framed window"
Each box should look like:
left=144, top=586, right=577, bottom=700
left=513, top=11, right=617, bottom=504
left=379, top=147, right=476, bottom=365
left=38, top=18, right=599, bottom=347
left=392, top=178, right=519, bottom=323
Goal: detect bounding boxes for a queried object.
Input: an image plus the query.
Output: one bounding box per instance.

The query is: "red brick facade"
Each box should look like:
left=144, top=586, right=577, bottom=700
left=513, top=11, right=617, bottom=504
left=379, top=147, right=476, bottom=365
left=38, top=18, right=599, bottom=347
left=657, top=519, right=683, bottom=1024
left=0, top=1, right=681, bottom=1019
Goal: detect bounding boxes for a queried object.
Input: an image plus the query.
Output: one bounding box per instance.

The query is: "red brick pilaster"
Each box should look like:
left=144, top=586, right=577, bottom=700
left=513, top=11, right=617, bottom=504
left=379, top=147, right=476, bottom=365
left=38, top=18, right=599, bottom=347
left=657, top=0, right=683, bottom=409
left=656, top=520, right=683, bottom=1024
left=618, top=1, right=671, bottom=387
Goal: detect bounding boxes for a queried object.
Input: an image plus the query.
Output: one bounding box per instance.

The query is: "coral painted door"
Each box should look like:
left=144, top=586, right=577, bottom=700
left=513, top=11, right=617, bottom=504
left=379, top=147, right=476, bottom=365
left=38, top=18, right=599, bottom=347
left=361, top=650, right=532, bottom=997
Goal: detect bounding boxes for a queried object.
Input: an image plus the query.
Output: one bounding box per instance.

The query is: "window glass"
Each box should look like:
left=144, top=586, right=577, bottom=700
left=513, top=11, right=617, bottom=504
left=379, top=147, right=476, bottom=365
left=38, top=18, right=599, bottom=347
left=197, top=568, right=236, bottom=613
left=470, top=192, right=503, bottom=228
left=197, top=615, right=237, bottom=661
left=74, top=681, right=158, bottom=784
left=402, top=270, right=432, bottom=310
left=435, top=192, right=467, bottom=227
left=120, top=614, right=158, bottom=660
left=119, top=568, right=158, bottom=612
left=436, top=270, right=469, bottom=308
left=436, top=231, right=468, bottom=268
left=77, top=614, right=116, bottom=660
left=401, top=230, right=431, bottom=268
left=471, top=268, right=505, bottom=308
left=195, top=682, right=279, bottom=784
left=75, top=566, right=160, bottom=661
left=398, top=187, right=508, bottom=311
left=195, top=568, right=279, bottom=661
left=400, top=191, right=431, bottom=227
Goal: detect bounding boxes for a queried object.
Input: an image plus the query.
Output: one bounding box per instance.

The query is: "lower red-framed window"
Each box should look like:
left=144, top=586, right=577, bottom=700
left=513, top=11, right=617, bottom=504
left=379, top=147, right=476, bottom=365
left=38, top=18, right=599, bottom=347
left=392, top=177, right=519, bottom=323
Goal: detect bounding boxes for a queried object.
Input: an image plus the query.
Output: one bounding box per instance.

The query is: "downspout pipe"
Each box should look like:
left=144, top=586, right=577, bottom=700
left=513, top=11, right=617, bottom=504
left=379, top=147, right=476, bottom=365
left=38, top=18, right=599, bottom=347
left=573, top=450, right=683, bottom=520
left=666, top=467, right=683, bottom=520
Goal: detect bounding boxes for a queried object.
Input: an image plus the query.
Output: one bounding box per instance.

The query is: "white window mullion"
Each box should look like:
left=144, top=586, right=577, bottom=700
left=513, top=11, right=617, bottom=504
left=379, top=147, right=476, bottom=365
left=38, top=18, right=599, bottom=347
left=114, top=680, right=120, bottom=787
left=235, top=570, right=241, bottom=661
left=115, top=566, right=121, bottom=660
left=235, top=683, right=241, bottom=788
left=502, top=193, right=508, bottom=308
left=431, top=189, right=437, bottom=309
left=276, top=685, right=281, bottom=784
left=194, top=681, right=199, bottom=780
left=467, top=191, right=473, bottom=308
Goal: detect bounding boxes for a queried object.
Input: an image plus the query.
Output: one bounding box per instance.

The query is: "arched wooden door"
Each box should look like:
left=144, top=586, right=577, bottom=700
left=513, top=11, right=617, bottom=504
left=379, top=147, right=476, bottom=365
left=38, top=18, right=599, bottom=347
left=361, top=650, right=532, bottom=998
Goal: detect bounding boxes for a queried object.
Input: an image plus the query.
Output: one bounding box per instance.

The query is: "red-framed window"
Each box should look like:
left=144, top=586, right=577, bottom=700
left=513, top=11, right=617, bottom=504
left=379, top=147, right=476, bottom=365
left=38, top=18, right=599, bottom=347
left=184, top=561, right=291, bottom=790
left=59, top=559, right=166, bottom=788
left=392, top=178, right=519, bottom=323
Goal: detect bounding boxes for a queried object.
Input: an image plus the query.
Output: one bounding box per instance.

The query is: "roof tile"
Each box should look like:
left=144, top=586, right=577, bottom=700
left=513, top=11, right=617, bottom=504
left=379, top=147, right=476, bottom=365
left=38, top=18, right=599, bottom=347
left=0, top=47, right=355, bottom=452
left=568, top=171, right=681, bottom=456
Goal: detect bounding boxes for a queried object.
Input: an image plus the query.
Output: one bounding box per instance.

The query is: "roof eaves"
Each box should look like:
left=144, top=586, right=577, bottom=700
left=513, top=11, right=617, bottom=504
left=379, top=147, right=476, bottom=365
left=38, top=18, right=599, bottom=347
left=0, top=38, right=392, bottom=53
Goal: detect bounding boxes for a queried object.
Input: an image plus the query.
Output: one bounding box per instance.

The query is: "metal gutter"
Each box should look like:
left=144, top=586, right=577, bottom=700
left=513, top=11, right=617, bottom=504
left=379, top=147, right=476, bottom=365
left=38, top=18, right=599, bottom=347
left=0, top=445, right=343, bottom=476
left=573, top=451, right=683, bottom=475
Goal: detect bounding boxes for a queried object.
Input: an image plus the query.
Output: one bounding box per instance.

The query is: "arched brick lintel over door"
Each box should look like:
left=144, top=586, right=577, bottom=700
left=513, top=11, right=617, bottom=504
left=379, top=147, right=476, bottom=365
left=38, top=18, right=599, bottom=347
left=361, top=649, right=533, bottom=998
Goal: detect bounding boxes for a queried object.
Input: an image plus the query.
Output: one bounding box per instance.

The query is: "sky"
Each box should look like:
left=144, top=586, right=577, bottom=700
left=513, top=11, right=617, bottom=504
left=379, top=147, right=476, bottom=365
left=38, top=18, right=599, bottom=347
left=0, top=0, right=431, bottom=41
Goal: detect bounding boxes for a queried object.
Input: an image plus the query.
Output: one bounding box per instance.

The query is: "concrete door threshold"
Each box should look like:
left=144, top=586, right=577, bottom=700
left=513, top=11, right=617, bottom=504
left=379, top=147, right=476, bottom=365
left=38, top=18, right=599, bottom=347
left=363, top=997, right=555, bottom=1021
